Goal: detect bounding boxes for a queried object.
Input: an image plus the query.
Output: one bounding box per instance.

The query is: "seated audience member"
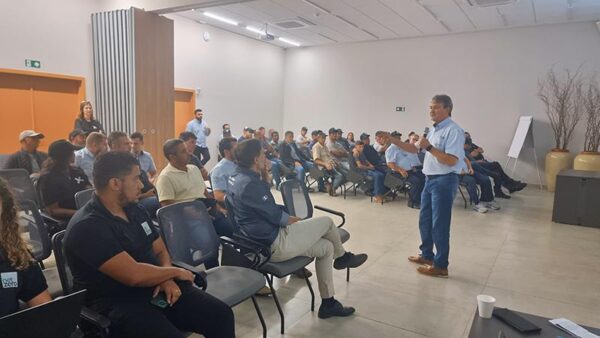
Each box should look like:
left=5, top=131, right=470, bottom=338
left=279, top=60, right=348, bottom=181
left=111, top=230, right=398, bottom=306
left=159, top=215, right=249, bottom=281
left=4, top=130, right=48, bottom=175
left=255, top=128, right=284, bottom=188
left=458, top=158, right=500, bottom=213
left=280, top=131, right=316, bottom=185
left=209, top=138, right=238, bottom=203
left=74, top=101, right=104, bottom=135
left=464, top=133, right=526, bottom=196
left=313, top=132, right=344, bottom=196
left=269, top=131, right=281, bottom=150
left=155, top=139, right=232, bottom=239
left=359, top=133, right=386, bottom=171
left=69, top=129, right=86, bottom=151
left=74, top=132, right=108, bottom=181
left=267, top=128, right=275, bottom=142
left=374, top=131, right=390, bottom=158
left=227, top=139, right=367, bottom=319
left=325, top=128, right=350, bottom=169
left=238, top=127, right=254, bottom=143
left=131, top=132, right=158, bottom=180
left=407, top=133, right=426, bottom=164
left=64, top=152, right=234, bottom=338
left=308, top=130, right=322, bottom=151
left=256, top=127, right=277, bottom=160
left=353, top=141, right=386, bottom=203
left=385, top=138, right=425, bottom=209
left=220, top=123, right=236, bottom=140
left=337, top=129, right=351, bottom=152
left=346, top=132, right=356, bottom=150
left=38, top=140, right=92, bottom=220
left=179, top=132, right=209, bottom=180
left=108, top=132, right=160, bottom=217
left=0, top=178, right=52, bottom=317
left=295, top=127, right=310, bottom=148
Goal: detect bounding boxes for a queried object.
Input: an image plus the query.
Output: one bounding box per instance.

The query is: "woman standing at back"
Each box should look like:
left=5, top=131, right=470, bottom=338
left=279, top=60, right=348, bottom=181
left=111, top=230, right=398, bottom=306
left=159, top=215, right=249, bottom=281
left=74, top=100, right=104, bottom=135
left=0, top=178, right=51, bottom=317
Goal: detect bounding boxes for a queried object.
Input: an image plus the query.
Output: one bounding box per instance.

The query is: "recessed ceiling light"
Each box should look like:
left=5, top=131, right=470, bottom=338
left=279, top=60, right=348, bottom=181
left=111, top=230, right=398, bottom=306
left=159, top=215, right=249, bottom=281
left=203, top=12, right=238, bottom=26
left=246, top=26, right=266, bottom=36
left=279, top=37, right=301, bottom=47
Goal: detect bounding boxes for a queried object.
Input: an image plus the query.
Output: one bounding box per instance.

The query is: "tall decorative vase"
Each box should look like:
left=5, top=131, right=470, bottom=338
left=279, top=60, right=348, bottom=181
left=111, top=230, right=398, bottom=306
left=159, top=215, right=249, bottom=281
left=545, top=149, right=572, bottom=192
left=573, top=152, right=600, bottom=172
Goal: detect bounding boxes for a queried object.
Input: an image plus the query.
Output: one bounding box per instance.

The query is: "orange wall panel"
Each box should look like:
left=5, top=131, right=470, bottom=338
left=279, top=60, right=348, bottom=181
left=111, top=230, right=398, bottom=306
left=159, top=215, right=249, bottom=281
left=174, top=89, right=195, bottom=137
left=0, top=74, right=35, bottom=153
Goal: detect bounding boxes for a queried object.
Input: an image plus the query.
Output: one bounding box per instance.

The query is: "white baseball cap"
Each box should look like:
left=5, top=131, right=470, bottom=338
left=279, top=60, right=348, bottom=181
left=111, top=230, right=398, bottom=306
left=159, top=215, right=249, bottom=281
left=19, top=130, right=45, bottom=142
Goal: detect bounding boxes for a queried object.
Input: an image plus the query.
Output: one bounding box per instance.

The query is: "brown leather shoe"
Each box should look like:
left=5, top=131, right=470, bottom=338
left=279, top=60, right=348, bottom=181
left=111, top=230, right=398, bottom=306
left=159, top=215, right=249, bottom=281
left=416, top=265, right=448, bottom=278
left=408, top=255, right=433, bottom=266
left=255, top=286, right=272, bottom=296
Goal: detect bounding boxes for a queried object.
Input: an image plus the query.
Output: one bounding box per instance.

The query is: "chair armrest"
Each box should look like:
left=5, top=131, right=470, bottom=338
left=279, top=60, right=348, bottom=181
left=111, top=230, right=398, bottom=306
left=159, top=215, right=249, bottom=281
left=80, top=306, right=111, bottom=337
left=220, top=236, right=270, bottom=268
left=314, top=205, right=346, bottom=227
left=172, top=260, right=208, bottom=291
left=39, top=210, right=65, bottom=225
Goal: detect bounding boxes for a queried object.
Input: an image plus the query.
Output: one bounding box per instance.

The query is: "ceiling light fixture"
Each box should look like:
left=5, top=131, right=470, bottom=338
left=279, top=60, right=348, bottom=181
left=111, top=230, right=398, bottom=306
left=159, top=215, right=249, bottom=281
left=279, top=37, right=301, bottom=47
left=303, top=0, right=331, bottom=14
left=246, top=26, right=266, bottom=35
left=203, top=11, right=238, bottom=26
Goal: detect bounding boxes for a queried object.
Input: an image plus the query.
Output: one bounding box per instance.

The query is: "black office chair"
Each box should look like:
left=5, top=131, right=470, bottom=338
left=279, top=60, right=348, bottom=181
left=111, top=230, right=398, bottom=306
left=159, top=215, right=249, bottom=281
left=74, top=188, right=95, bottom=210
left=381, top=171, right=409, bottom=205
left=17, top=199, right=62, bottom=298
left=51, top=231, right=111, bottom=337
left=279, top=179, right=353, bottom=281
left=307, top=165, right=325, bottom=190
left=0, top=169, right=66, bottom=234
left=157, top=201, right=267, bottom=338
left=222, top=197, right=315, bottom=335
left=343, top=155, right=374, bottom=200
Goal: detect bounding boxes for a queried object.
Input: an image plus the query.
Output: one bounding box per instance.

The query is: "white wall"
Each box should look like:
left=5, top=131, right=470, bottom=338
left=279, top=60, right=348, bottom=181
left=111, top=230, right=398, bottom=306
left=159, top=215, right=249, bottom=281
left=0, top=0, right=100, bottom=102
left=283, top=21, right=600, bottom=184
left=167, top=14, right=285, bottom=169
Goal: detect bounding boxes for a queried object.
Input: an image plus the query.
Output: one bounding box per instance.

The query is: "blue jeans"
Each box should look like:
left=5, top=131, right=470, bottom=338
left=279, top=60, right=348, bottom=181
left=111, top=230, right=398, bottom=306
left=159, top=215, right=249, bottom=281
left=367, top=169, right=385, bottom=196
left=271, top=159, right=282, bottom=187
left=418, top=173, right=459, bottom=269
left=472, top=171, right=493, bottom=202
left=460, top=174, right=479, bottom=204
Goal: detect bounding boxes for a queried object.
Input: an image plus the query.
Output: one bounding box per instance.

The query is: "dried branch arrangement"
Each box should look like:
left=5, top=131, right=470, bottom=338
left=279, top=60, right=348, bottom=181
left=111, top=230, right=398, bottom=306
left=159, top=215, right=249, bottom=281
left=538, top=68, right=584, bottom=150
left=583, top=77, right=600, bottom=153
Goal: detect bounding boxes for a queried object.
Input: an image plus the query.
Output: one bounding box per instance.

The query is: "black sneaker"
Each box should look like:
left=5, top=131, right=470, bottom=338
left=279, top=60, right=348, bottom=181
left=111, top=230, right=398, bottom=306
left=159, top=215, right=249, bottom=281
left=508, top=182, right=527, bottom=193
left=333, top=252, right=368, bottom=270
left=318, top=300, right=356, bottom=319
left=495, top=190, right=511, bottom=199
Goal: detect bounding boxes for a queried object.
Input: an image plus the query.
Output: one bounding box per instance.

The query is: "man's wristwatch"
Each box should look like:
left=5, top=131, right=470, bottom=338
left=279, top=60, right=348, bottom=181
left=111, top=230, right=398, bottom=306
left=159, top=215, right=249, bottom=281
left=425, top=145, right=434, bottom=152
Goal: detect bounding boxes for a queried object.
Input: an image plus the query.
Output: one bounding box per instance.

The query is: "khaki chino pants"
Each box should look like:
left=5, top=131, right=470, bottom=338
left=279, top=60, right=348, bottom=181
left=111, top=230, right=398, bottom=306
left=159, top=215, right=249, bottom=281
left=270, top=216, right=345, bottom=299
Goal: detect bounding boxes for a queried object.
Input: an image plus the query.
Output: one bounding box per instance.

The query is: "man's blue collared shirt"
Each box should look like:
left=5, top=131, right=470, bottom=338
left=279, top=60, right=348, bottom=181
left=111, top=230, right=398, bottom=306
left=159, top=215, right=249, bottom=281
left=422, top=117, right=465, bottom=175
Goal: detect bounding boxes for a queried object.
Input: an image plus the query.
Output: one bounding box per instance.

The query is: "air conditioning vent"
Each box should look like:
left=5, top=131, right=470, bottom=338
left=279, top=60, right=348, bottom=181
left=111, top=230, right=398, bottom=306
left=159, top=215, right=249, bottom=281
left=273, top=17, right=316, bottom=30
left=466, top=0, right=517, bottom=7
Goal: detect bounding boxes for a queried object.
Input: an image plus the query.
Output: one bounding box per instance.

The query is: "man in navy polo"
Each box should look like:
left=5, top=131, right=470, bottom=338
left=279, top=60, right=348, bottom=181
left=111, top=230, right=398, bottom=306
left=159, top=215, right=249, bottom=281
left=390, top=95, right=465, bottom=278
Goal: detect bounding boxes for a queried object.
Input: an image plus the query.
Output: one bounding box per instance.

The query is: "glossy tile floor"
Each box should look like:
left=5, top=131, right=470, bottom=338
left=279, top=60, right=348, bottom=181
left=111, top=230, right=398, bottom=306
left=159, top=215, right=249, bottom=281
left=213, top=186, right=600, bottom=338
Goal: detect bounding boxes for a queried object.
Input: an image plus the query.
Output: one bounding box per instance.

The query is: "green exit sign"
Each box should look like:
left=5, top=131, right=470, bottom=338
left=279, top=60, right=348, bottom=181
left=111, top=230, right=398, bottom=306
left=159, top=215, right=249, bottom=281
left=396, top=106, right=405, bottom=112
left=25, top=59, right=41, bottom=69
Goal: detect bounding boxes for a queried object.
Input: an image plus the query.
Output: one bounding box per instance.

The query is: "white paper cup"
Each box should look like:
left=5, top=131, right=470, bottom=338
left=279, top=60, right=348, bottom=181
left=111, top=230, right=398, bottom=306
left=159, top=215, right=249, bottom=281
left=477, top=295, right=496, bottom=319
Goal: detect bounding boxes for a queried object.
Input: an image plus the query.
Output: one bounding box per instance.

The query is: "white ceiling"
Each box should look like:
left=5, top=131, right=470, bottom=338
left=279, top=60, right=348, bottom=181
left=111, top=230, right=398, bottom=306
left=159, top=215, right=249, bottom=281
left=176, top=0, right=600, bottom=48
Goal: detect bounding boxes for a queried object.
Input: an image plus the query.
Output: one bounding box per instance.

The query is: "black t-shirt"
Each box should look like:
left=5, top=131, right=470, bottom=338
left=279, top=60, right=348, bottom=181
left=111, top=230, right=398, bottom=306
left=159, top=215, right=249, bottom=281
left=64, top=195, right=160, bottom=310
left=363, top=144, right=382, bottom=166
left=0, top=251, right=48, bottom=317
left=39, top=166, right=91, bottom=212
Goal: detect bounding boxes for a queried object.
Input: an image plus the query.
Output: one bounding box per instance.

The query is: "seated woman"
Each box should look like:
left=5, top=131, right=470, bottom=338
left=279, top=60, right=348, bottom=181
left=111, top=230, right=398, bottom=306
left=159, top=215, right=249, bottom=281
left=0, top=178, right=52, bottom=317
left=74, top=100, right=104, bottom=135
left=38, top=140, right=92, bottom=220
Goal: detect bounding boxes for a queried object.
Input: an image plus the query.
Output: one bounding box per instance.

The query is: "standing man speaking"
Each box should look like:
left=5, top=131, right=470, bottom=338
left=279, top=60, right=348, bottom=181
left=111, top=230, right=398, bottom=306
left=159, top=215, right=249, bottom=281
left=186, top=109, right=211, bottom=166
left=389, top=95, right=464, bottom=278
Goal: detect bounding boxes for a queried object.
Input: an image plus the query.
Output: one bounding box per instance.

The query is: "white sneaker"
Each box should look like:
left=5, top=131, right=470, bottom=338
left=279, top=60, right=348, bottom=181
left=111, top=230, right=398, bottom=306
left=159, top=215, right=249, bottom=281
left=485, top=201, right=501, bottom=210
left=473, top=203, right=488, bottom=213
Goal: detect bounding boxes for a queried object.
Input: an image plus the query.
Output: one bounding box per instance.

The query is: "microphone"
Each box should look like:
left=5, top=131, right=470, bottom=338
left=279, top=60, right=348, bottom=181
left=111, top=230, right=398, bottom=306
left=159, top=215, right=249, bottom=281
left=423, top=127, right=430, bottom=138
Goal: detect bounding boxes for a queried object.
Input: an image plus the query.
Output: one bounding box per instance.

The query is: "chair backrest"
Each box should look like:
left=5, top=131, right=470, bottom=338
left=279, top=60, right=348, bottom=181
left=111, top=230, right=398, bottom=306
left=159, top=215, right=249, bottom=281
left=279, top=179, right=313, bottom=219
left=0, top=154, right=10, bottom=168
left=308, top=165, right=324, bottom=179
left=17, top=199, right=52, bottom=262
left=51, top=230, right=75, bottom=294
left=74, top=188, right=95, bottom=209
left=157, top=201, right=220, bottom=268
left=0, top=169, right=40, bottom=205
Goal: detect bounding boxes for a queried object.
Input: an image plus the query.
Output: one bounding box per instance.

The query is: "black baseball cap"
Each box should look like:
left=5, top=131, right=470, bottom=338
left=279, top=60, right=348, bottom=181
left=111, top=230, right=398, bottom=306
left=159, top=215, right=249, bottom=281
left=243, top=126, right=255, bottom=133
left=328, top=128, right=337, bottom=134
left=69, top=129, right=85, bottom=140
left=359, top=133, right=370, bottom=140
